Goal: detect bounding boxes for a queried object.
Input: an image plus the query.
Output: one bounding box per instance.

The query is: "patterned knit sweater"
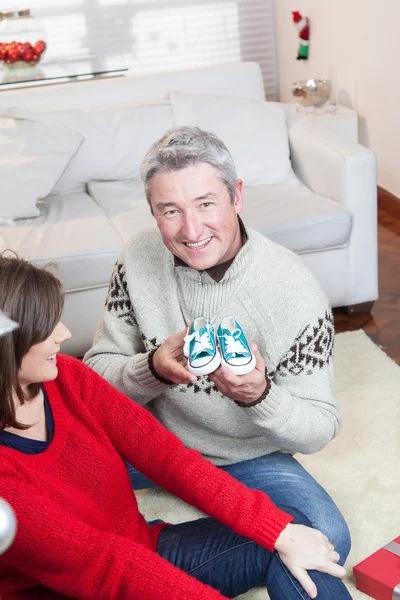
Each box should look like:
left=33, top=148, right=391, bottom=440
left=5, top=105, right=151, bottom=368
left=0, top=355, right=293, bottom=600
left=85, top=225, right=340, bottom=466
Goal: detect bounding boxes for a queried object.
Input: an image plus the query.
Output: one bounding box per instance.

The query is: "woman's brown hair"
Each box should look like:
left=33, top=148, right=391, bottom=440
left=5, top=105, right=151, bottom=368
left=0, top=254, right=64, bottom=430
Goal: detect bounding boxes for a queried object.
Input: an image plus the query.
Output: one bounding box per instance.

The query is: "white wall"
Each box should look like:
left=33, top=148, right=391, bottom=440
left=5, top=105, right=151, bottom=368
left=274, top=0, right=400, bottom=196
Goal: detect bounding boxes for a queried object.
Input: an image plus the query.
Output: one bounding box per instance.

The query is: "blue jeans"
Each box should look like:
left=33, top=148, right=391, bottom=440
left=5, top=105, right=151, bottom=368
left=128, top=452, right=351, bottom=565
left=156, top=506, right=352, bottom=599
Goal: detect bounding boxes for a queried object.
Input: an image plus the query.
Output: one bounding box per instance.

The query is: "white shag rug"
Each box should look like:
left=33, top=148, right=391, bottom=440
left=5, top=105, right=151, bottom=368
left=136, top=331, right=400, bottom=599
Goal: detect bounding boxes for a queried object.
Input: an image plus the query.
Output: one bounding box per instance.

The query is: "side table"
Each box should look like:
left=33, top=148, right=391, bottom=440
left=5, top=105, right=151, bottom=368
left=284, top=103, right=358, bottom=143
left=0, top=56, right=128, bottom=90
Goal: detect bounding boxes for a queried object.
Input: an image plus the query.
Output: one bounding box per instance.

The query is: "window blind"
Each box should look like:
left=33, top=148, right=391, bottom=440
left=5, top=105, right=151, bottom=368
left=22, top=0, right=279, bottom=99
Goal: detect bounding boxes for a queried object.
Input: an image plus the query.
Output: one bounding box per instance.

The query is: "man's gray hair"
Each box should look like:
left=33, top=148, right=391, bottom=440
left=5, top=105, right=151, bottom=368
left=140, top=126, right=237, bottom=207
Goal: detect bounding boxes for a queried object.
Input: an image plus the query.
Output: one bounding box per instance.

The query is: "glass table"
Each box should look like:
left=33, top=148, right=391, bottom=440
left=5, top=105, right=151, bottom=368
left=0, top=55, right=128, bottom=89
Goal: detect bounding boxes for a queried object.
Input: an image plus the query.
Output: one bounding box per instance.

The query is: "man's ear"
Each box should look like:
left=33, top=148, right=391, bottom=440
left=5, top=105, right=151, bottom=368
left=234, top=179, right=243, bottom=214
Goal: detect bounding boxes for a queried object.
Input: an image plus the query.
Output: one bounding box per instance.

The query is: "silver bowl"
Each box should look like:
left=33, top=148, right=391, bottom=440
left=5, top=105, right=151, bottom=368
left=292, top=79, right=331, bottom=107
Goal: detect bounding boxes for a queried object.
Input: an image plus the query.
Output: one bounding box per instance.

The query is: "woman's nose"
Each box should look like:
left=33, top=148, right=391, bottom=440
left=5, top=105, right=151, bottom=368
left=55, top=322, right=72, bottom=343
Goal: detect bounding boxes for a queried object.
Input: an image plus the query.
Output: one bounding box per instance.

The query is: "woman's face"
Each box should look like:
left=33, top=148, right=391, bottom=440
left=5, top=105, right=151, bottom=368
left=18, top=322, right=71, bottom=390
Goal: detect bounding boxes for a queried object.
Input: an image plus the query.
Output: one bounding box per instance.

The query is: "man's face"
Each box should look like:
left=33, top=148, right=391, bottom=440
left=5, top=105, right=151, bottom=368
left=150, top=163, right=243, bottom=270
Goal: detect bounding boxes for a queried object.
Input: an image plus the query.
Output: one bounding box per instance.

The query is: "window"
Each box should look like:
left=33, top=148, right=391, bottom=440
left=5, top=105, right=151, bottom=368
left=31, top=0, right=278, bottom=98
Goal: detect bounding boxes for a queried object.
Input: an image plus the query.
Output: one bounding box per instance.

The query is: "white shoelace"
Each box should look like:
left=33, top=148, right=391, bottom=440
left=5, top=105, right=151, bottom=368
left=220, top=328, right=247, bottom=357
left=185, top=329, right=213, bottom=357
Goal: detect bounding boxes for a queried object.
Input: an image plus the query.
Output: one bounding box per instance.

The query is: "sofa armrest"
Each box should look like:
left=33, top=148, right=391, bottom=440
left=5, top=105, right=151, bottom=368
left=288, top=124, right=378, bottom=305
left=288, top=123, right=376, bottom=208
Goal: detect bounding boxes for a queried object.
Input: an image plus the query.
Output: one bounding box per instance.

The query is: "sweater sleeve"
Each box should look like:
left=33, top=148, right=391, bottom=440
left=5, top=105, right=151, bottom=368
left=68, top=357, right=293, bottom=551
left=83, top=258, right=170, bottom=406
left=240, top=307, right=341, bottom=455
left=1, top=475, right=227, bottom=600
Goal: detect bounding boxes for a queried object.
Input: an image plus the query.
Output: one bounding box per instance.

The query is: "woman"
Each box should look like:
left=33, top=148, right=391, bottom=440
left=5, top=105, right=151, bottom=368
left=0, top=255, right=351, bottom=600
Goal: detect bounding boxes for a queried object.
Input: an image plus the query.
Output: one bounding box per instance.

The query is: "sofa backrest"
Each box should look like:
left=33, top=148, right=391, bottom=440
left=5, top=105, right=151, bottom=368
left=0, top=61, right=266, bottom=112
left=0, top=61, right=294, bottom=201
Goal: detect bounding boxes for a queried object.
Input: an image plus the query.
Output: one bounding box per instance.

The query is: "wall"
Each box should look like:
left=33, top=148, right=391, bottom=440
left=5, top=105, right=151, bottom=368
left=274, top=0, right=400, bottom=197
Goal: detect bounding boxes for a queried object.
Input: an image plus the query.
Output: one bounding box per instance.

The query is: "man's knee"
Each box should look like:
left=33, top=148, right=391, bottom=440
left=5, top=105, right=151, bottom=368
left=281, top=504, right=351, bottom=556
left=283, top=504, right=351, bottom=566
left=325, top=513, right=351, bottom=564
left=279, top=505, right=311, bottom=527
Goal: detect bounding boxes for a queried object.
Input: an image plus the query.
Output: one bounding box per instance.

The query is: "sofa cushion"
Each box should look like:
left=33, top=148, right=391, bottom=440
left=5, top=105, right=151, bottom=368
left=87, top=179, right=155, bottom=243
left=170, top=91, right=294, bottom=186
left=1, top=192, right=122, bottom=291
left=37, top=102, right=173, bottom=195
left=0, top=116, right=83, bottom=221
left=240, top=182, right=353, bottom=253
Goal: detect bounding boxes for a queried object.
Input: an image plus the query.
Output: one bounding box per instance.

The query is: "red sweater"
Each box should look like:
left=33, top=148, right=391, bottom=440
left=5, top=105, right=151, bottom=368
left=0, top=355, right=293, bottom=599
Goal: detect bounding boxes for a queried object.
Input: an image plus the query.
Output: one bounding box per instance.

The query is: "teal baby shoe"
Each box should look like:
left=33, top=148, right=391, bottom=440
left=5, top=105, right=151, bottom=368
left=183, top=316, right=221, bottom=376
left=217, top=316, right=256, bottom=375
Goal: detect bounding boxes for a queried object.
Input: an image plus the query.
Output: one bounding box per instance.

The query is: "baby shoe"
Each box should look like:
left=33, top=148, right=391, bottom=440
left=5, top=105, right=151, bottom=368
left=217, top=316, right=256, bottom=376
left=184, top=316, right=221, bottom=376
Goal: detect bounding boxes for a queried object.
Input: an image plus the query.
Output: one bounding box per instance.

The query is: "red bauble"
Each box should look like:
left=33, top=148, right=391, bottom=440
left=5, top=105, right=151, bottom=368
left=6, top=48, right=19, bottom=63
left=33, top=40, right=46, bottom=54
left=23, top=49, right=34, bottom=62
left=17, top=45, right=27, bottom=58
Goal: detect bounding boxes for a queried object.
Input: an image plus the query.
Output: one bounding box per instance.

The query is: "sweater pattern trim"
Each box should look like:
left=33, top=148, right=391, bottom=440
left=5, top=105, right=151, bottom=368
left=276, top=310, right=334, bottom=377
left=186, top=376, right=220, bottom=396
left=106, top=261, right=137, bottom=327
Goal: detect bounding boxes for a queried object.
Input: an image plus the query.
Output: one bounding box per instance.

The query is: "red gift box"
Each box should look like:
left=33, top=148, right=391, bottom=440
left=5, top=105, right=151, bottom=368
left=353, top=535, right=400, bottom=599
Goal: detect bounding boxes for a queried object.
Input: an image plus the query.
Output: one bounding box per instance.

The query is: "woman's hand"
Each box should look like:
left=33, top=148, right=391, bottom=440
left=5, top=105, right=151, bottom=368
left=274, top=523, right=346, bottom=599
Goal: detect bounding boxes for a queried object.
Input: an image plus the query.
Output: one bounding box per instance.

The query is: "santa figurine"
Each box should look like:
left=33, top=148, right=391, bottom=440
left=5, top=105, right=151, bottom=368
left=292, top=11, right=310, bottom=60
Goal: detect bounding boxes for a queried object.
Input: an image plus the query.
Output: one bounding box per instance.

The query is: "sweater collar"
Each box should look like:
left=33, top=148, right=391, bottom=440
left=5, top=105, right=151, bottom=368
left=173, top=217, right=248, bottom=283
left=0, top=358, right=70, bottom=467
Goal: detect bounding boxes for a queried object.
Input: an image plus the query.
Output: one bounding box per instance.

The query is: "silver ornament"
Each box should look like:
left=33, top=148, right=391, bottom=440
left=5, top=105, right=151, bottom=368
left=0, top=498, right=17, bottom=554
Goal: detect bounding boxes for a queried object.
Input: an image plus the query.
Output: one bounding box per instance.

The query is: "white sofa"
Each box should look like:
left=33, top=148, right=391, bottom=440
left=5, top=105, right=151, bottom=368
left=0, top=61, right=378, bottom=357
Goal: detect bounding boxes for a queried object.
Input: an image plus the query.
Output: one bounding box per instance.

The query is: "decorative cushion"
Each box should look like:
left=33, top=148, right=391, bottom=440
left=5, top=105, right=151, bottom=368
left=170, top=91, right=294, bottom=186
left=87, top=179, right=155, bottom=243
left=0, top=116, right=83, bottom=221
left=45, top=102, right=173, bottom=195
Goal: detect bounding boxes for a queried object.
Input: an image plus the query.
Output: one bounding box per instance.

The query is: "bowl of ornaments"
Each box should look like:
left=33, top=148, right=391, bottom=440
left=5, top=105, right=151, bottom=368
left=0, top=9, right=47, bottom=69
left=0, top=39, right=46, bottom=68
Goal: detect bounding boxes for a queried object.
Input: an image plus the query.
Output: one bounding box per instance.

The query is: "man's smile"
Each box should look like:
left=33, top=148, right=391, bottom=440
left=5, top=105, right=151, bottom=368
left=184, top=237, right=213, bottom=249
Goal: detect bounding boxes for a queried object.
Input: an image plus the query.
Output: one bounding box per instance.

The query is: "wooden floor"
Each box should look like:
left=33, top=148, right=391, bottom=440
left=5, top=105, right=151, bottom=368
left=334, top=208, right=400, bottom=365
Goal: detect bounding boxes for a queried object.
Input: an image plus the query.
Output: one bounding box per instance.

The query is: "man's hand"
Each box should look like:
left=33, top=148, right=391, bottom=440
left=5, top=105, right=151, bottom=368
left=274, top=523, right=346, bottom=599
left=152, top=328, right=197, bottom=385
left=208, top=345, right=267, bottom=404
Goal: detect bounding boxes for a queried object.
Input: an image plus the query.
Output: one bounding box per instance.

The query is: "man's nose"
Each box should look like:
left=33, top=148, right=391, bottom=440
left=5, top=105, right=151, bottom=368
left=180, top=212, right=203, bottom=241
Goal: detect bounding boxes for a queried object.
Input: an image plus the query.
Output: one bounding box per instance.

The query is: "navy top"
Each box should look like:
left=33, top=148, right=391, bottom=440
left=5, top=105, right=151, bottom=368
left=0, top=385, right=54, bottom=454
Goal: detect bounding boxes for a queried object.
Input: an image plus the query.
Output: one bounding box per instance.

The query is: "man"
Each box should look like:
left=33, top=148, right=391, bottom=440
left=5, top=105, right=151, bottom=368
left=84, top=126, right=351, bottom=565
